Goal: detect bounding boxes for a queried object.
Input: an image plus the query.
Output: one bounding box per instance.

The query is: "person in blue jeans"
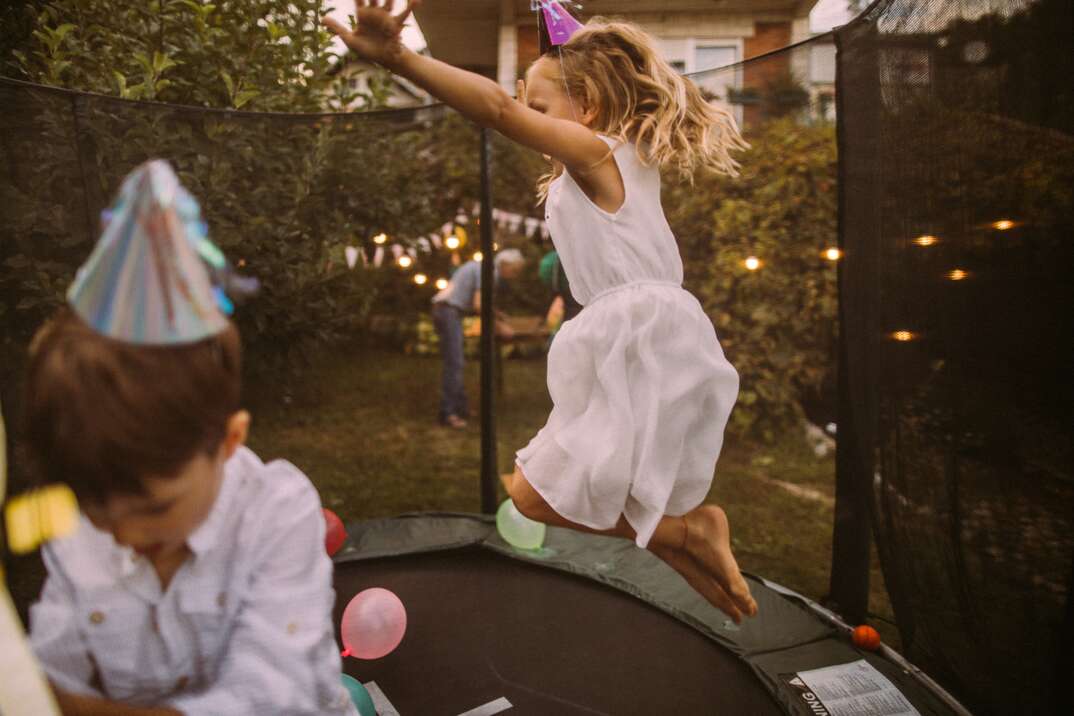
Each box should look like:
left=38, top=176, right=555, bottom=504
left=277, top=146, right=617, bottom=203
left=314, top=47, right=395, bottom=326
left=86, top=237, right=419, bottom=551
left=432, top=250, right=525, bottom=428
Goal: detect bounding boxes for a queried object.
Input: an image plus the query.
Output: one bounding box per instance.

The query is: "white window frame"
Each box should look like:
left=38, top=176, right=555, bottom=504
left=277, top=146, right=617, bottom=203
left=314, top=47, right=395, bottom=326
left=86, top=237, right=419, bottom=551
left=684, top=38, right=744, bottom=74
left=677, top=38, right=745, bottom=127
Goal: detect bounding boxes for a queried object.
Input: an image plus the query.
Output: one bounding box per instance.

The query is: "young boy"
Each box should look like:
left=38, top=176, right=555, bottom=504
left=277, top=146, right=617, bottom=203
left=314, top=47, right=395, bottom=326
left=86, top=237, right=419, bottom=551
left=24, top=161, right=358, bottom=715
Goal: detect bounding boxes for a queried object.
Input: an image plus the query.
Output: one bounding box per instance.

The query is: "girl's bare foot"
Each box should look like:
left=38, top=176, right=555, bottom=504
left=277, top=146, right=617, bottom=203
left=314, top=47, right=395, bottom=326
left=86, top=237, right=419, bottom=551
left=650, top=543, right=746, bottom=622
left=683, top=505, right=758, bottom=618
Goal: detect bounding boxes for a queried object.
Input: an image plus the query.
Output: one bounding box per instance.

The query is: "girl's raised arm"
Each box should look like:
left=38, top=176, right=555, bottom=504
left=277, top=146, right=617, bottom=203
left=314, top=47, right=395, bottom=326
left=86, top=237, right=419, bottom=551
left=323, top=1, right=610, bottom=176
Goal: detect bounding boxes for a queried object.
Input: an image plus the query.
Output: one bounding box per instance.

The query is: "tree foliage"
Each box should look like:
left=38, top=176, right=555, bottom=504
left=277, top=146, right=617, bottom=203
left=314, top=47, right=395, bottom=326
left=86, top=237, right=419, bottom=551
left=5, top=0, right=366, bottom=111
left=2, top=2, right=842, bottom=441
left=0, top=1, right=537, bottom=377
left=667, top=118, right=839, bottom=439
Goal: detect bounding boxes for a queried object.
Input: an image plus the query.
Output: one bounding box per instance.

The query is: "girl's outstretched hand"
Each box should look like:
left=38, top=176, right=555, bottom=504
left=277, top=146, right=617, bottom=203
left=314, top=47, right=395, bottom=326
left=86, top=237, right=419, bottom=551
left=322, top=0, right=421, bottom=69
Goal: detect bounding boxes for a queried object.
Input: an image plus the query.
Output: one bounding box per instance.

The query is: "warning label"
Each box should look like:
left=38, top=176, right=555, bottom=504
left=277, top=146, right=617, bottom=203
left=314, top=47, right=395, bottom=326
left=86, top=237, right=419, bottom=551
left=781, top=660, right=920, bottom=716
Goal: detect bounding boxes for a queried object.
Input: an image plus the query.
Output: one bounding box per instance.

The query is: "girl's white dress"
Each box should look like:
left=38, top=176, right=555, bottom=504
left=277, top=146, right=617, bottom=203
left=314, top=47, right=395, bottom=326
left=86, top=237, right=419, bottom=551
left=516, top=136, right=740, bottom=548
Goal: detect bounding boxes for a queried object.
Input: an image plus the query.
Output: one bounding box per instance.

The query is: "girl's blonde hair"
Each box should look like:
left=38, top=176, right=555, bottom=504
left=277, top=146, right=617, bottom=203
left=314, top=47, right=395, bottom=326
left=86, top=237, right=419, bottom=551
left=537, top=18, right=748, bottom=197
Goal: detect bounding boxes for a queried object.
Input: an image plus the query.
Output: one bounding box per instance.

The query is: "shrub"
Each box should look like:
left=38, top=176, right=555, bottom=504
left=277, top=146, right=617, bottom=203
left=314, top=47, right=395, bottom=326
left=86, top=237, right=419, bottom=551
left=665, top=117, right=839, bottom=440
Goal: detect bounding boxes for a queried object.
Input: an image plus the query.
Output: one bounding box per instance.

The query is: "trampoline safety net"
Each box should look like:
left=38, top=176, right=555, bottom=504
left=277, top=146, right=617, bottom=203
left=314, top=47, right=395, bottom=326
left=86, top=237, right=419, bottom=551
left=837, top=1, right=1073, bottom=715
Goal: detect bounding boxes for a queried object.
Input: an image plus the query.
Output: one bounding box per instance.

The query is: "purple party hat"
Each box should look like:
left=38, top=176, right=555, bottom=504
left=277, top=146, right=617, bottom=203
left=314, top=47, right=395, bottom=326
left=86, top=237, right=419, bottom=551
left=534, top=1, right=584, bottom=52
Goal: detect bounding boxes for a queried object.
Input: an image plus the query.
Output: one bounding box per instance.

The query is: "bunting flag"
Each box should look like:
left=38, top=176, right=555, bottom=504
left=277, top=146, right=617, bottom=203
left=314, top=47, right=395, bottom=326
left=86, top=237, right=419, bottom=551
left=524, top=217, right=540, bottom=238
left=364, top=205, right=551, bottom=275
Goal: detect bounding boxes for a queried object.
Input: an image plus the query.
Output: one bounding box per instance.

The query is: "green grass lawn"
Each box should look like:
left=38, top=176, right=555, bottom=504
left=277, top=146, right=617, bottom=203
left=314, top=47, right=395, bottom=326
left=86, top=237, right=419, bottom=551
left=245, top=343, right=899, bottom=646
left=6, top=342, right=896, bottom=648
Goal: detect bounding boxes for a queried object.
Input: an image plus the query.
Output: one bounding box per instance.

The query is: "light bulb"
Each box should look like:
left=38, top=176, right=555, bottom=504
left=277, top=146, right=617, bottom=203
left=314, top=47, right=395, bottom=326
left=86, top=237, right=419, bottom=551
left=913, top=235, right=938, bottom=247
left=445, top=236, right=460, bottom=250
left=414, top=273, right=428, bottom=285
left=473, top=251, right=484, bottom=262
left=435, top=278, right=448, bottom=290
left=398, top=255, right=413, bottom=268
left=744, top=256, right=761, bottom=271
left=824, top=248, right=842, bottom=261
left=373, top=233, right=388, bottom=245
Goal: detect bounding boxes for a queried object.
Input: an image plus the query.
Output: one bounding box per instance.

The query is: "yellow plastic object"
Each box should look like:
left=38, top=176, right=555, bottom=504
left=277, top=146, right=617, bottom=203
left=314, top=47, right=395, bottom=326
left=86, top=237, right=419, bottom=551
left=5, top=485, right=80, bottom=555
left=1, top=402, right=62, bottom=715
left=454, top=225, right=468, bottom=248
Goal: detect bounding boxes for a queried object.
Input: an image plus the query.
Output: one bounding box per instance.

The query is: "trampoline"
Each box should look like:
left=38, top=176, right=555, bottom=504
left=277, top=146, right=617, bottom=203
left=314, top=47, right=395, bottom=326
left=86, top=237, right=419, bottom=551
left=332, top=514, right=965, bottom=716
left=2, top=1, right=1069, bottom=714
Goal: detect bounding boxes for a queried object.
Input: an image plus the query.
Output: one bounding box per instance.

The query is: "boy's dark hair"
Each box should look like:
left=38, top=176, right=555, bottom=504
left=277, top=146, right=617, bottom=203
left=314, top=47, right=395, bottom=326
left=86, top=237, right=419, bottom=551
left=24, top=308, right=242, bottom=504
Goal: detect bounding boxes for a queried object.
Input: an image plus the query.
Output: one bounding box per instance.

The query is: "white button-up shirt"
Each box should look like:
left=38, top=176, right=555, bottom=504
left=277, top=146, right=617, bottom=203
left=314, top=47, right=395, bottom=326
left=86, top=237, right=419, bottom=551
left=30, top=447, right=358, bottom=715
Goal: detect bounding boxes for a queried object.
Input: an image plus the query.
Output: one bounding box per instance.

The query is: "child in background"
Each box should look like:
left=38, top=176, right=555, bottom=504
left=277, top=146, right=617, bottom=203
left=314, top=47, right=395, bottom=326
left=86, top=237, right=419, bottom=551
left=24, top=161, right=357, bottom=715
left=325, top=1, right=757, bottom=621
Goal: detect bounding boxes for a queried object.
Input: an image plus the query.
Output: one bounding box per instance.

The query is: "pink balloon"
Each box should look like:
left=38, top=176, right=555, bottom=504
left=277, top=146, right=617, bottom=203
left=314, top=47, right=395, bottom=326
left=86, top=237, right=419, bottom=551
left=340, top=588, right=407, bottom=660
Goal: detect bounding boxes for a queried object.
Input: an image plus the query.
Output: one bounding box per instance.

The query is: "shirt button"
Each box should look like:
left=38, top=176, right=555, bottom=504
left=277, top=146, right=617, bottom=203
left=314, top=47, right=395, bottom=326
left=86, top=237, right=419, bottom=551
left=216, top=592, right=226, bottom=608
left=175, top=676, right=189, bottom=691
left=89, top=611, right=105, bottom=625
left=286, top=622, right=298, bottom=635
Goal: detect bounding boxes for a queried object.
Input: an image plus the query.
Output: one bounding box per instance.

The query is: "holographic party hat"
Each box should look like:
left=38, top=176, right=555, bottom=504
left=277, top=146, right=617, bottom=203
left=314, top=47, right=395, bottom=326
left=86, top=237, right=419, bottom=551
left=67, top=160, right=251, bottom=345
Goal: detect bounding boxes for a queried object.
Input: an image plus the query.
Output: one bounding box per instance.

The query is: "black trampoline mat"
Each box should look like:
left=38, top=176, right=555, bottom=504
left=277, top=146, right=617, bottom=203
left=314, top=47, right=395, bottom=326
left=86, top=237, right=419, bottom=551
left=333, top=548, right=783, bottom=715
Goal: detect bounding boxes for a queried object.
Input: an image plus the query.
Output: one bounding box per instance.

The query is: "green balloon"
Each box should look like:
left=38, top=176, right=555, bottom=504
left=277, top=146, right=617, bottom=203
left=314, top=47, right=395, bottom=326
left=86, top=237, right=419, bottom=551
left=341, top=674, right=376, bottom=716
left=496, top=498, right=546, bottom=550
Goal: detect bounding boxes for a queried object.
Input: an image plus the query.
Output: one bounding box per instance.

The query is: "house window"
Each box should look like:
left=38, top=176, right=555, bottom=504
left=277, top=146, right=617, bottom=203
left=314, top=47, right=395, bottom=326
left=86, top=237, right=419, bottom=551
left=670, top=60, right=687, bottom=74
left=694, top=45, right=738, bottom=73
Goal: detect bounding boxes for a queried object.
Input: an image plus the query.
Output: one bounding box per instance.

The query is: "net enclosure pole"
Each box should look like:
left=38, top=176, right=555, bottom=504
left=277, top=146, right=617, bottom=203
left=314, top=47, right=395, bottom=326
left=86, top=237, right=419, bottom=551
left=479, top=127, right=498, bottom=514
left=828, top=26, right=873, bottom=626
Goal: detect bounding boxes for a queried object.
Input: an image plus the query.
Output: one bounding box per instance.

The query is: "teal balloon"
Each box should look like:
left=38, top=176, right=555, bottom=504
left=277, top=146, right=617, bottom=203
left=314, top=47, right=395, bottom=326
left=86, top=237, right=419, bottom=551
left=341, top=674, right=376, bottom=716
left=496, top=498, right=546, bottom=550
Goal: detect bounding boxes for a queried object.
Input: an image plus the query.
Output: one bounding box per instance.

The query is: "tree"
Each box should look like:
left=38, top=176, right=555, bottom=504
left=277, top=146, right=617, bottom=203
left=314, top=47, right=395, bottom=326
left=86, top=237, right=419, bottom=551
left=666, top=118, right=839, bottom=440
left=7, top=0, right=356, bottom=111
